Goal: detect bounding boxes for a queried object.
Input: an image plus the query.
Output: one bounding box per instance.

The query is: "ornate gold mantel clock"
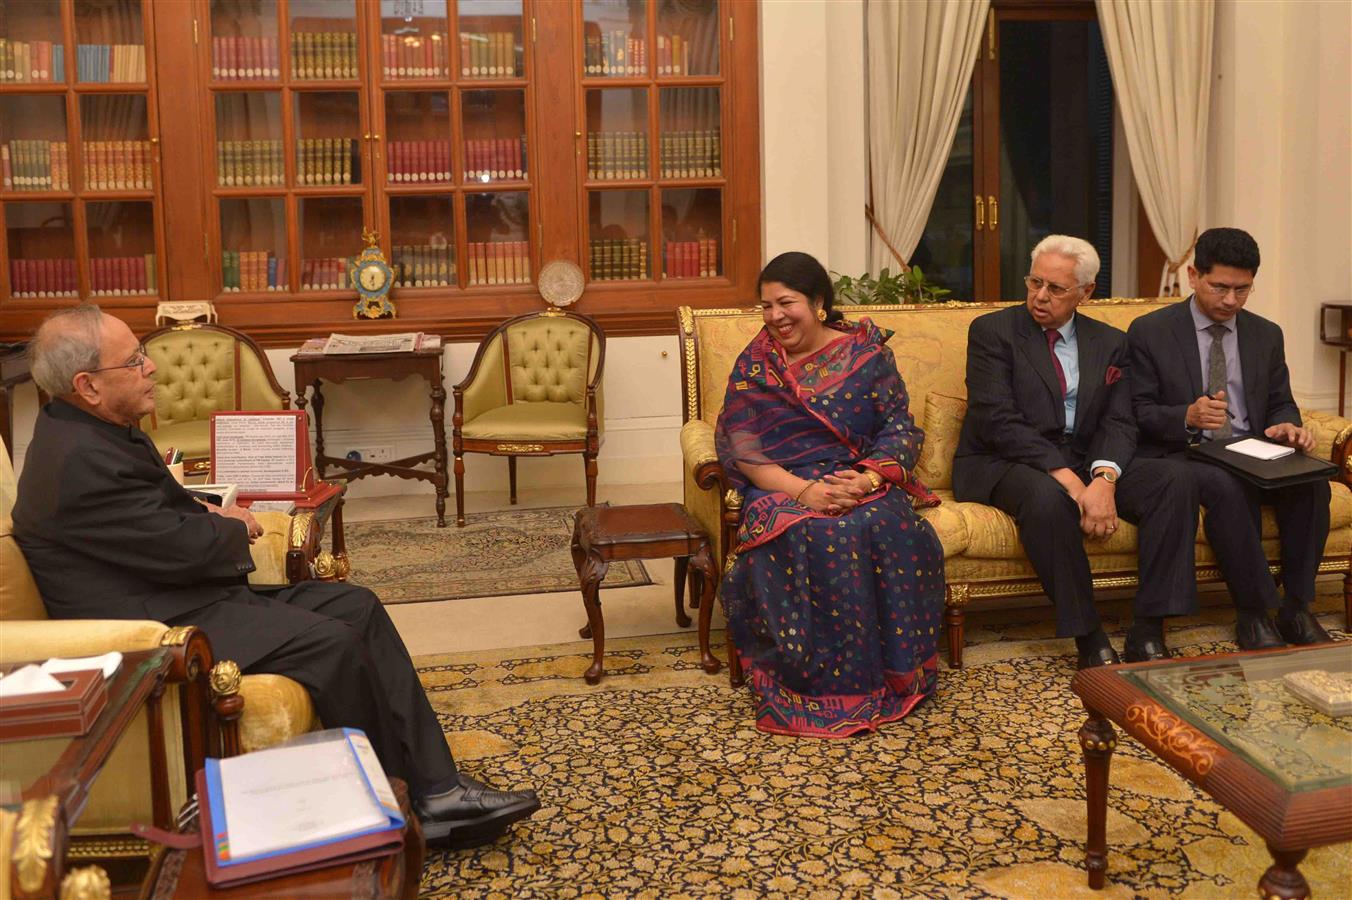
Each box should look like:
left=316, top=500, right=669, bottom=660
left=350, top=229, right=396, bottom=319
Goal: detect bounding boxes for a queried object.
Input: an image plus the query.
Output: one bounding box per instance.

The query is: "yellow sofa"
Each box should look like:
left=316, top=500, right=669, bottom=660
left=677, top=300, right=1352, bottom=668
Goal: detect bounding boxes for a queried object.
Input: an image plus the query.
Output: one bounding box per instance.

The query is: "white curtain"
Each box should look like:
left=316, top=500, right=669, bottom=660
left=866, top=0, right=989, bottom=274
left=1097, top=0, right=1215, bottom=295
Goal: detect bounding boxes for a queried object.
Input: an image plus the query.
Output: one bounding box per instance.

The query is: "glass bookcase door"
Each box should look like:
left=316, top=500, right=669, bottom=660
left=210, top=0, right=281, bottom=83
left=585, top=88, right=647, bottom=181
left=1, top=1, right=66, bottom=84
left=288, top=0, right=358, bottom=82
left=385, top=91, right=452, bottom=185
left=219, top=198, right=288, bottom=292
left=582, top=0, right=647, bottom=78
left=658, top=87, right=720, bottom=179
left=73, top=0, right=146, bottom=84
left=215, top=92, right=284, bottom=188
left=588, top=189, right=648, bottom=281
left=389, top=194, right=456, bottom=288
left=6, top=201, right=76, bottom=297
left=379, top=0, right=449, bottom=81
left=294, top=91, right=361, bottom=186
left=656, top=0, right=719, bottom=76
left=464, top=190, right=528, bottom=285
left=0, top=95, right=70, bottom=192
left=86, top=201, right=156, bottom=295
left=461, top=89, right=525, bottom=183
left=78, top=94, right=151, bottom=192
left=661, top=187, right=720, bottom=279
left=458, top=1, right=523, bottom=80
left=299, top=195, right=362, bottom=291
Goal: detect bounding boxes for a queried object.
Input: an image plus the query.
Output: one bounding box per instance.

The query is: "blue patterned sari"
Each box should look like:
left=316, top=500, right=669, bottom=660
left=716, top=319, right=945, bottom=737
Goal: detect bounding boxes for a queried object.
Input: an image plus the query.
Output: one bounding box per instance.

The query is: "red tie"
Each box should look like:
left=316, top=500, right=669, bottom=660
left=1045, top=329, right=1067, bottom=398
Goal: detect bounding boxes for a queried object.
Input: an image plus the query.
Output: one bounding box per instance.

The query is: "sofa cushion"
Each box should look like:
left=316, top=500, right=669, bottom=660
left=461, top=401, right=588, bottom=441
left=915, top=392, right=966, bottom=491
left=918, top=491, right=969, bottom=558
left=0, top=521, right=45, bottom=621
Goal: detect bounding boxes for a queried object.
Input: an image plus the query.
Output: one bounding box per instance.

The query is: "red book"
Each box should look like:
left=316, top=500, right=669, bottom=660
left=64, top=259, right=76, bottom=295
left=423, top=33, right=434, bottom=76
left=417, top=140, right=430, bottom=181
left=439, top=141, right=451, bottom=180
left=383, top=34, right=395, bottom=76
left=223, top=36, right=237, bottom=79
left=134, top=255, right=146, bottom=292
left=390, top=141, right=403, bottom=181
left=251, top=37, right=264, bottom=78
left=266, top=36, right=279, bottom=78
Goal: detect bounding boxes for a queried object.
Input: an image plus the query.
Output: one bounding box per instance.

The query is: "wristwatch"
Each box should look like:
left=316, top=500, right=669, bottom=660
left=1091, top=468, right=1118, bottom=484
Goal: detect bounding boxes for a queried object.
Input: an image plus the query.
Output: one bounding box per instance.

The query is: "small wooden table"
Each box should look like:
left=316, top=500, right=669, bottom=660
left=292, top=347, right=449, bottom=526
left=571, top=503, right=721, bottom=684
left=1072, top=644, right=1352, bottom=899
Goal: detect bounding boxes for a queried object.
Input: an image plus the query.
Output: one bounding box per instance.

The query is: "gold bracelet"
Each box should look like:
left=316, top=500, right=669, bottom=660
left=795, top=480, right=817, bottom=503
left=861, top=469, right=883, bottom=491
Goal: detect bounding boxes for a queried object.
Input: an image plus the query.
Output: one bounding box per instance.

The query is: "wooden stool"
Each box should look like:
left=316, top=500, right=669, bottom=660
left=571, top=503, right=721, bottom=684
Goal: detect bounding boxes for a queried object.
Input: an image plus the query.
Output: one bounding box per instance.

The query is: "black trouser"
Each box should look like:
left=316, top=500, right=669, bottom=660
left=1178, top=456, right=1331, bottom=611
left=240, top=581, right=457, bottom=796
left=988, top=457, right=1199, bottom=637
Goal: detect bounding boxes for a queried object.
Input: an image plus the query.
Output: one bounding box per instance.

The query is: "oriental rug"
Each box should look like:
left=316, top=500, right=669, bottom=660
left=346, top=505, right=651, bottom=604
left=413, top=587, right=1350, bottom=898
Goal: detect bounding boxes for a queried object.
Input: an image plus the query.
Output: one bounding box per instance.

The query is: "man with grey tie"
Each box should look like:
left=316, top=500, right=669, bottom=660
left=1127, top=227, right=1331, bottom=651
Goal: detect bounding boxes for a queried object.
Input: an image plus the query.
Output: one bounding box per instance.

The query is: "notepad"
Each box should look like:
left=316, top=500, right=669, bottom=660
left=1224, top=438, right=1295, bottom=461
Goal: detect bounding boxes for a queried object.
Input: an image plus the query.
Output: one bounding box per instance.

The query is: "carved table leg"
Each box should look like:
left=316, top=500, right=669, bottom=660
left=454, top=452, right=466, bottom=527
left=1078, top=708, right=1117, bottom=890
left=575, top=549, right=609, bottom=685
left=690, top=542, right=721, bottom=674
left=673, top=555, right=692, bottom=627
left=428, top=372, right=448, bottom=527
left=1260, top=845, right=1310, bottom=899
left=310, top=380, right=327, bottom=480
left=508, top=456, right=518, bottom=505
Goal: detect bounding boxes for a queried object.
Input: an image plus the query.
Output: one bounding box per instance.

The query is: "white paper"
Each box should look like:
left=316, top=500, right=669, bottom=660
left=246, top=499, right=296, bottom=514
left=41, top=651, right=122, bottom=679
left=217, top=734, right=387, bottom=860
left=212, top=414, right=299, bottom=493
left=1225, top=438, right=1295, bottom=461
left=193, top=484, right=239, bottom=509
left=323, top=332, right=420, bottom=354
left=0, top=664, right=68, bottom=697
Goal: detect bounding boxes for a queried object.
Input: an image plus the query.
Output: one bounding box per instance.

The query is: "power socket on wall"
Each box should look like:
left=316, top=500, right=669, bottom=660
left=345, top=445, right=396, bottom=463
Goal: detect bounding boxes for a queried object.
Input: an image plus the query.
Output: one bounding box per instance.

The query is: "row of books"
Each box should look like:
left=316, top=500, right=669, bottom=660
left=0, top=39, right=64, bottom=82
left=381, top=33, right=449, bottom=79
left=664, top=239, right=720, bottom=278
left=211, top=36, right=281, bottom=80
left=460, top=32, right=521, bottom=78
left=464, top=138, right=525, bottom=181
left=301, top=256, right=357, bottom=290
left=587, top=132, right=648, bottom=181
left=590, top=239, right=648, bottom=281
left=583, top=32, right=699, bottom=77
left=75, top=44, right=145, bottom=83
left=217, top=140, right=284, bottom=186
left=82, top=141, right=155, bottom=190
left=2, top=141, right=70, bottom=191
left=387, top=140, right=451, bottom=182
left=221, top=250, right=286, bottom=292
left=10, top=259, right=78, bottom=297
left=291, top=31, right=358, bottom=80
left=466, top=240, right=530, bottom=286
left=297, top=138, right=358, bottom=185
left=659, top=131, right=722, bottom=179
left=88, top=255, right=158, bottom=294
left=391, top=244, right=455, bottom=287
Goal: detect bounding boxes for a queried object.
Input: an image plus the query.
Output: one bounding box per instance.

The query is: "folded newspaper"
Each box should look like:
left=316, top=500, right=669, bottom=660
left=321, top=332, right=441, bottom=354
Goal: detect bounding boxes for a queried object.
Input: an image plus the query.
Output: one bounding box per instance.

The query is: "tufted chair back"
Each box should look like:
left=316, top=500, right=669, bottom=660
left=138, top=323, right=289, bottom=473
left=506, top=315, right=593, bottom=404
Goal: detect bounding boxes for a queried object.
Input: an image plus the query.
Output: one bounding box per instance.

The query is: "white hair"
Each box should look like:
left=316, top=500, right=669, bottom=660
left=30, top=305, right=105, bottom=397
left=1030, top=235, right=1100, bottom=286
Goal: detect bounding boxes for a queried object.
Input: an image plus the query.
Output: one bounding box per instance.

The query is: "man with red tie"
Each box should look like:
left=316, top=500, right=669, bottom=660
left=952, top=235, right=1199, bottom=668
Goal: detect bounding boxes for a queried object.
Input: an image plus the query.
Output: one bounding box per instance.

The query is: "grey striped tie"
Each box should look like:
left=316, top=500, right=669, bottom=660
left=1205, top=323, right=1233, bottom=439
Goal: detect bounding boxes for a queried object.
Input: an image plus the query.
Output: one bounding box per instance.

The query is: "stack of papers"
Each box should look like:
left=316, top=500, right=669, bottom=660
left=1225, top=438, right=1295, bottom=461
left=0, top=652, right=122, bottom=698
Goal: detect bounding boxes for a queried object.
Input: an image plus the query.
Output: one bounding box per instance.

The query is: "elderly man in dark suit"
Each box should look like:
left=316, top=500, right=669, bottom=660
left=12, top=305, right=539, bottom=848
left=1127, top=227, right=1331, bottom=650
left=953, top=235, right=1199, bottom=668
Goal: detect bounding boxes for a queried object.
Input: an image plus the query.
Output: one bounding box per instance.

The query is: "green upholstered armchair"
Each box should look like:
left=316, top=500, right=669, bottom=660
left=139, top=323, right=289, bottom=478
left=452, top=309, right=605, bottom=526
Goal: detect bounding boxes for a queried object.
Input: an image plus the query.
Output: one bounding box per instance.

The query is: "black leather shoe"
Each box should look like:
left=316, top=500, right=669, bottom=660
left=1276, top=608, right=1332, bottom=645
left=1123, top=633, right=1173, bottom=664
left=1076, top=644, right=1121, bottom=670
left=1235, top=615, right=1286, bottom=651
left=415, top=776, right=541, bottom=848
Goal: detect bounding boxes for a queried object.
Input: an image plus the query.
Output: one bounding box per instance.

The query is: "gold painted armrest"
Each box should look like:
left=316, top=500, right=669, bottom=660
left=680, top=419, right=718, bottom=475
left=1302, top=408, right=1352, bottom=486
left=0, top=619, right=169, bottom=663
left=246, top=510, right=292, bottom=586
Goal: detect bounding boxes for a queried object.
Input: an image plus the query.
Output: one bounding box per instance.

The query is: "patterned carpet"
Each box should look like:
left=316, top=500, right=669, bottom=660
left=413, top=587, right=1351, bottom=898
left=345, top=505, right=651, bottom=603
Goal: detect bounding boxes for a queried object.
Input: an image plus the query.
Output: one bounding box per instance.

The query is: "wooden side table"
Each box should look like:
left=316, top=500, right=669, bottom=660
left=291, top=347, right=449, bottom=526
left=1319, top=302, right=1352, bottom=415
left=571, top=503, right=721, bottom=683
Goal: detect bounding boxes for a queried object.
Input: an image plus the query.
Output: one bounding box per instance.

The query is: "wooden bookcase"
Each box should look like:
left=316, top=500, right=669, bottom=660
left=0, top=0, right=760, bottom=344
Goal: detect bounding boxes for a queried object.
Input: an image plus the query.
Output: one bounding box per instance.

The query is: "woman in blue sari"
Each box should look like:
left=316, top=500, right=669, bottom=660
left=716, top=252, right=946, bottom=737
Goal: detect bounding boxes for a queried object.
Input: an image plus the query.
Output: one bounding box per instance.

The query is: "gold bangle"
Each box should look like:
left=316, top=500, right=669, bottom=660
left=861, top=469, right=883, bottom=491
left=795, top=480, right=817, bottom=503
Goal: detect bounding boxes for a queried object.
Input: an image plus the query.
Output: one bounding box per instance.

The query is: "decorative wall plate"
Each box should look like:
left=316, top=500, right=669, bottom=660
left=538, top=260, right=585, bottom=308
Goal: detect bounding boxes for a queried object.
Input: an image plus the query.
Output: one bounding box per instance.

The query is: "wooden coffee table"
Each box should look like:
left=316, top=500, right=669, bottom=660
left=1072, top=643, right=1352, bottom=898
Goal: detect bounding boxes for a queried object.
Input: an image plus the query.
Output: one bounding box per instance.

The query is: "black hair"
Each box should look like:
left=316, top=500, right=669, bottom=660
left=757, top=251, right=843, bottom=323
left=1194, top=227, right=1260, bottom=276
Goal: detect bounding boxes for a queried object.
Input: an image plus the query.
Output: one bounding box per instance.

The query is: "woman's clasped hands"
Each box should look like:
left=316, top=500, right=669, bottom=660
left=798, top=469, right=877, bottom=515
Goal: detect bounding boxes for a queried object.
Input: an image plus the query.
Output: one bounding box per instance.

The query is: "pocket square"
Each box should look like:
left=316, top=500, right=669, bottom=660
left=1105, top=365, right=1122, bottom=386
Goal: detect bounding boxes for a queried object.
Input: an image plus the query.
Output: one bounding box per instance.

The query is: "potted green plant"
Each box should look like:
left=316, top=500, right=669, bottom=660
left=832, top=266, right=952, bottom=305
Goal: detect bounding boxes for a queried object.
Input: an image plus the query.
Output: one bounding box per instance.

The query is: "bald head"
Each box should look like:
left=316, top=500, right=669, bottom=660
left=30, top=305, right=105, bottom=397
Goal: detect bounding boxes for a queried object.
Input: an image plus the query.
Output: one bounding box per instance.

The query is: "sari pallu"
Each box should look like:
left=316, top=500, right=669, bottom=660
left=715, top=319, right=946, bottom=737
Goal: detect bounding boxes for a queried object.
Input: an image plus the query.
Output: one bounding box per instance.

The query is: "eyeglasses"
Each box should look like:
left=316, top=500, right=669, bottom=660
left=84, top=344, right=150, bottom=375
left=1024, top=275, right=1085, bottom=299
left=1198, top=279, right=1253, bottom=300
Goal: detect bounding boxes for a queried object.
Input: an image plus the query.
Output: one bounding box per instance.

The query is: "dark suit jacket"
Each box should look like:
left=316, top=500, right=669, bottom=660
left=12, top=400, right=308, bottom=668
left=952, top=305, right=1136, bottom=505
left=1126, top=298, right=1300, bottom=457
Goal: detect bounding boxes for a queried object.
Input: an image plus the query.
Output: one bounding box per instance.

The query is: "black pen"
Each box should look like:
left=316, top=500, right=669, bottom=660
left=1206, top=392, right=1236, bottom=421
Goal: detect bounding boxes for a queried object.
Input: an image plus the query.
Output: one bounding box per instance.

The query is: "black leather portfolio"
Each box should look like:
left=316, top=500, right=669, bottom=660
left=1188, top=437, right=1338, bottom=489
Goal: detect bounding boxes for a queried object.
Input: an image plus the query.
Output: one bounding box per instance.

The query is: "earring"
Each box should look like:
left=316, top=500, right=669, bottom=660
left=816, top=308, right=827, bottom=321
